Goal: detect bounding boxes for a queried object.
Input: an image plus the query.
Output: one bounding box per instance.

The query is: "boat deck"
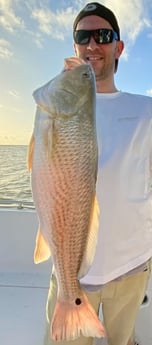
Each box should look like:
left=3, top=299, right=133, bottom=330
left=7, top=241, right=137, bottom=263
left=0, top=273, right=48, bottom=345
left=0, top=208, right=152, bottom=345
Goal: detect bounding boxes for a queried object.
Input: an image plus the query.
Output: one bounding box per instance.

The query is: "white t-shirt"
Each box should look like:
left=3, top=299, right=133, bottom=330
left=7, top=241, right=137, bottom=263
left=80, top=91, right=152, bottom=286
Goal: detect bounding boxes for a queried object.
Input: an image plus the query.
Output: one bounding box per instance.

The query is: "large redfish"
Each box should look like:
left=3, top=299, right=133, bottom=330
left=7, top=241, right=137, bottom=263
left=28, top=57, right=104, bottom=341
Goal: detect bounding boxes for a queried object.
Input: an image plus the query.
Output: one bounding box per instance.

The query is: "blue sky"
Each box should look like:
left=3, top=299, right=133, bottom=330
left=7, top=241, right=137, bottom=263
left=0, top=0, right=152, bottom=144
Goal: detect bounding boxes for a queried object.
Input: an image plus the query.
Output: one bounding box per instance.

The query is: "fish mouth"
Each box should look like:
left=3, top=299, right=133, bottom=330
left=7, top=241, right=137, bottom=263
left=60, top=89, right=78, bottom=97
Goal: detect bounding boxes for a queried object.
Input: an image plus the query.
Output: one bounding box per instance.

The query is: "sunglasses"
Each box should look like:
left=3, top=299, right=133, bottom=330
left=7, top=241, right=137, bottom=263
left=73, top=28, right=118, bottom=45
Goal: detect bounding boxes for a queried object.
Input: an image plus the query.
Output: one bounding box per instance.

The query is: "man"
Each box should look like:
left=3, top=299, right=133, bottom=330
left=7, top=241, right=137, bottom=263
left=42, top=2, right=152, bottom=345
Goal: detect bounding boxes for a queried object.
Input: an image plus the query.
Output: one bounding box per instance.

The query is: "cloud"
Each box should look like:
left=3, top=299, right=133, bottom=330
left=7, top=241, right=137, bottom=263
left=0, top=0, right=25, bottom=32
left=0, top=39, right=13, bottom=59
left=109, top=0, right=151, bottom=41
left=146, top=89, right=152, bottom=96
left=8, top=89, right=20, bottom=98
left=0, top=1, right=47, bottom=48
left=0, top=133, right=28, bottom=145
left=0, top=103, right=21, bottom=113
left=31, top=32, right=44, bottom=48
left=31, top=6, right=75, bottom=40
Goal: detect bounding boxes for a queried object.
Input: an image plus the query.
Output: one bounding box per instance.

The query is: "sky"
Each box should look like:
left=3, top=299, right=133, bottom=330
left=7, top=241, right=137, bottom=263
left=0, top=0, right=152, bottom=145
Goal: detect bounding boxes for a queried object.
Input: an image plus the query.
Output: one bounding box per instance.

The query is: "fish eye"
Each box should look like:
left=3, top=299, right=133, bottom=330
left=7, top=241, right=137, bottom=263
left=82, top=72, right=90, bottom=79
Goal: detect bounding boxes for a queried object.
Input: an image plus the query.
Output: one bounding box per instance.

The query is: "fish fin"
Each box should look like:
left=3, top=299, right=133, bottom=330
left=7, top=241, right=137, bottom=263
left=34, top=229, right=51, bottom=264
left=50, top=290, right=105, bottom=341
left=43, top=119, right=56, bottom=161
left=27, top=133, right=35, bottom=171
left=78, top=195, right=99, bottom=279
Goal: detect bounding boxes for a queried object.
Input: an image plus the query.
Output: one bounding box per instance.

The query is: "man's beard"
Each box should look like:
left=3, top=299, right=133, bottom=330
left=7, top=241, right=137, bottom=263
left=94, top=60, right=115, bottom=81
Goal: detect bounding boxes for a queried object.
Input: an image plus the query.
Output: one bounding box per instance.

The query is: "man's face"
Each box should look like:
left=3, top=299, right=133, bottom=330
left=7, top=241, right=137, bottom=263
left=74, top=15, right=123, bottom=81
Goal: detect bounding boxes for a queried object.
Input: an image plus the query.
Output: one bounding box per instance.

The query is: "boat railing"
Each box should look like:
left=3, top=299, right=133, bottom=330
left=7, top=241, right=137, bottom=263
left=0, top=198, right=35, bottom=210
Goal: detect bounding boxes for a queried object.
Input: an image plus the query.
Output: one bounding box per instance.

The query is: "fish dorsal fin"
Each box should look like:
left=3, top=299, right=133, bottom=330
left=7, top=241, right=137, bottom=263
left=27, top=133, right=35, bottom=171
left=78, top=195, right=99, bottom=279
left=34, top=229, right=51, bottom=264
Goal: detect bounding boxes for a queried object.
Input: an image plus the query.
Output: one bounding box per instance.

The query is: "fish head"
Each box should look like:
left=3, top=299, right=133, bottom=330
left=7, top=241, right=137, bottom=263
left=47, top=62, right=96, bottom=118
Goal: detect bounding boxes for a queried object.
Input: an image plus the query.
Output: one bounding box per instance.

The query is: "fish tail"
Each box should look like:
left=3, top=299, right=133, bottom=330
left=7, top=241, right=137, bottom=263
left=50, top=292, right=105, bottom=341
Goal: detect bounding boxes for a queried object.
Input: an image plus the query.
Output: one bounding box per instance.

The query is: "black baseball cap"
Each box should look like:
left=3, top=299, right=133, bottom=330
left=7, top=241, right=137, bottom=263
left=73, top=2, right=120, bottom=40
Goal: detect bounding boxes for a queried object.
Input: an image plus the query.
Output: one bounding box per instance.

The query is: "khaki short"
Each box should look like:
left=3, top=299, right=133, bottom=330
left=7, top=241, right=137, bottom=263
left=44, top=260, right=151, bottom=345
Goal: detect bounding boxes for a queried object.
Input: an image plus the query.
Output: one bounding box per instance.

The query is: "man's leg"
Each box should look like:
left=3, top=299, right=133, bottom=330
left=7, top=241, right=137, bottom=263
left=43, top=274, right=102, bottom=345
left=126, top=336, right=135, bottom=345
left=101, top=261, right=151, bottom=345
left=127, top=294, right=148, bottom=345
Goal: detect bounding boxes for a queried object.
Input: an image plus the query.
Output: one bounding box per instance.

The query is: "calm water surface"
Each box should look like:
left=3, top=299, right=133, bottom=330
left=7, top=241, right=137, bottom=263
left=0, top=145, right=33, bottom=206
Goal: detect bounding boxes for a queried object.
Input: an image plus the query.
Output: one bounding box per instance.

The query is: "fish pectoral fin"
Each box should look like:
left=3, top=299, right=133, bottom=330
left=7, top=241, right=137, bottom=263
left=78, top=195, right=99, bottom=279
left=34, top=229, right=51, bottom=264
left=43, top=120, right=55, bottom=160
left=27, top=133, right=35, bottom=171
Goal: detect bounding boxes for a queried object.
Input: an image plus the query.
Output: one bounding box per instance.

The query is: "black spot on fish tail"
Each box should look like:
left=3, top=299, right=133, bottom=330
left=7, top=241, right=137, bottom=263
left=75, top=298, right=82, bottom=305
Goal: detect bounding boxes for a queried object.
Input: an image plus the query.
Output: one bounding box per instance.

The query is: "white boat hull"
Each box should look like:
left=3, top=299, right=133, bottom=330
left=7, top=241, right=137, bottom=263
left=0, top=209, right=152, bottom=345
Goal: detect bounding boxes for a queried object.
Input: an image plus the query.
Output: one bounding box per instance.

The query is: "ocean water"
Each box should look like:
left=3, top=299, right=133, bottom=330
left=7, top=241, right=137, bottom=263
left=0, top=145, right=33, bottom=207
